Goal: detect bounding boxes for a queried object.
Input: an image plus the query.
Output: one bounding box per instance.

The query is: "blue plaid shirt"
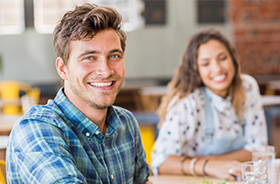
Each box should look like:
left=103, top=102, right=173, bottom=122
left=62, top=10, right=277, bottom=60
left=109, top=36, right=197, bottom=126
left=6, top=88, right=150, bottom=184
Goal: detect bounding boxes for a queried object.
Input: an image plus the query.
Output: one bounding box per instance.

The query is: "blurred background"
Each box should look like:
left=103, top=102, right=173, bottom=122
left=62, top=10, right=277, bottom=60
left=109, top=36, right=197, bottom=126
left=1, top=0, right=280, bottom=171
left=1, top=0, right=280, bottom=99
left=0, top=0, right=235, bottom=84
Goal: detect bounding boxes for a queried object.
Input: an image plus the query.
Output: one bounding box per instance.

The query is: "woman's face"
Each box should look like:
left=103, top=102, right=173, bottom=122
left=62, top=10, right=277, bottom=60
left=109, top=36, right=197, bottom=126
left=197, top=39, right=235, bottom=98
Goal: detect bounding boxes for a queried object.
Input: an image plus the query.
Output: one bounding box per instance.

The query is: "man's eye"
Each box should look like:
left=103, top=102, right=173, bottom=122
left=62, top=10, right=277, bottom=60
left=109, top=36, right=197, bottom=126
left=110, top=55, right=119, bottom=59
left=85, top=56, right=93, bottom=60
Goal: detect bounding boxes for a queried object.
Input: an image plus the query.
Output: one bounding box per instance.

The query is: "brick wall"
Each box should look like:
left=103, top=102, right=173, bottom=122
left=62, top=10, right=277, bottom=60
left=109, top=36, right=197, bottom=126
left=229, top=0, right=280, bottom=76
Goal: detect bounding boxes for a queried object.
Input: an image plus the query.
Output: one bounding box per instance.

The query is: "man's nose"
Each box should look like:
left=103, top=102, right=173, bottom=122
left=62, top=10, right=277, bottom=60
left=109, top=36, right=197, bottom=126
left=95, top=59, right=113, bottom=77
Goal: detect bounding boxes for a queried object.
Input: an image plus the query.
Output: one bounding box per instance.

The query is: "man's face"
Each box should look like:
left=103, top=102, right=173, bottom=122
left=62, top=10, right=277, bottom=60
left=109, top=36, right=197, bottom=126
left=57, top=29, right=125, bottom=110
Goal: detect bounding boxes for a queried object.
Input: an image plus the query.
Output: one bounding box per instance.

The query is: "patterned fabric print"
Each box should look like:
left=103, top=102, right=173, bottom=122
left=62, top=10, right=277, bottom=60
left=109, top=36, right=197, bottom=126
left=151, top=74, right=268, bottom=175
left=6, top=88, right=150, bottom=184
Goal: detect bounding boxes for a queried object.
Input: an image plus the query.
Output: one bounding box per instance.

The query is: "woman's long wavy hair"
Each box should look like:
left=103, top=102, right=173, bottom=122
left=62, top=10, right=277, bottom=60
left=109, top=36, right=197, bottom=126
left=157, top=29, right=245, bottom=127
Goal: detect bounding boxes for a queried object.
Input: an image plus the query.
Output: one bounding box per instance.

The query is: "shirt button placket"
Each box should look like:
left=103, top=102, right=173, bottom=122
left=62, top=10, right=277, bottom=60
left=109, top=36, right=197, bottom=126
left=95, top=130, right=100, bottom=135
left=103, top=137, right=106, bottom=147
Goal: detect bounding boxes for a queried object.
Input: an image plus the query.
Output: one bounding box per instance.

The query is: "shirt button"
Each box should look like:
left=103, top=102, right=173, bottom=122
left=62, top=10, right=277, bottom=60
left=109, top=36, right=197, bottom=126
left=95, top=130, right=100, bottom=135
left=86, top=132, right=90, bottom=137
left=111, top=174, right=114, bottom=179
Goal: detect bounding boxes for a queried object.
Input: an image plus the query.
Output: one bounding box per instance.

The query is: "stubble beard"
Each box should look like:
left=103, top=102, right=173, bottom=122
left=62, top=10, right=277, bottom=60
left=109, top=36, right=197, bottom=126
left=70, top=79, right=123, bottom=110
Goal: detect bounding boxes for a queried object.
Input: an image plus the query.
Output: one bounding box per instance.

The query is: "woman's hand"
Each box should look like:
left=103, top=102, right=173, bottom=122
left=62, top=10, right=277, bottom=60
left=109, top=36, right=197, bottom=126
left=205, top=160, right=242, bottom=181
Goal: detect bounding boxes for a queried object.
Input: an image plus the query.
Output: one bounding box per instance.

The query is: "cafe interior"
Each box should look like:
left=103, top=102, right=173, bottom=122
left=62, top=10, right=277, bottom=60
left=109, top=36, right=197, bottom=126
left=1, top=0, right=280, bottom=183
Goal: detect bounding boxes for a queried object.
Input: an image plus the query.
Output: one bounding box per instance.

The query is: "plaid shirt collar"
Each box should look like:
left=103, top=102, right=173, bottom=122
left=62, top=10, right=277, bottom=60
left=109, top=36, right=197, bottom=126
left=54, top=87, right=119, bottom=138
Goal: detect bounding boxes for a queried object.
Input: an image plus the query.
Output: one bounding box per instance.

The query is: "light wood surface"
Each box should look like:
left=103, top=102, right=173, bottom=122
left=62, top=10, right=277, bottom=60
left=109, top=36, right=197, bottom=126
left=0, top=136, right=9, bottom=150
left=138, top=86, right=280, bottom=111
left=0, top=115, right=21, bottom=135
left=149, top=175, right=242, bottom=184
left=0, top=122, right=14, bottom=135
left=0, top=136, right=8, bottom=176
left=261, top=95, right=280, bottom=106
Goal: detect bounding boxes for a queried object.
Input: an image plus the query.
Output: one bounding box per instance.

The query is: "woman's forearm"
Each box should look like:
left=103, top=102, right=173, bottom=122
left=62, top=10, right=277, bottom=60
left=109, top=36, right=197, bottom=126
left=158, top=155, right=191, bottom=175
left=204, top=149, right=252, bottom=162
left=158, top=149, right=251, bottom=180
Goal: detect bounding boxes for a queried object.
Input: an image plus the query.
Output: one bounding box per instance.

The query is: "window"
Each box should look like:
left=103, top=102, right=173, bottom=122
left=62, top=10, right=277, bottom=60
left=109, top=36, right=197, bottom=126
left=0, top=0, right=25, bottom=35
left=33, top=0, right=144, bottom=34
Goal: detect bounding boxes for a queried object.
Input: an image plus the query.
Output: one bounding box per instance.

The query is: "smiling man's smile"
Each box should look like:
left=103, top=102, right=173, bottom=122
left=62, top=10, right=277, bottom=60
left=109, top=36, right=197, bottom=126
left=89, top=81, right=114, bottom=87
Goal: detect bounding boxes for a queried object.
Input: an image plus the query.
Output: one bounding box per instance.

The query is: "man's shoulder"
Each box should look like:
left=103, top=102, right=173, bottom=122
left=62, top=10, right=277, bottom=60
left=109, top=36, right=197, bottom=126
left=112, top=105, right=133, bottom=116
left=111, top=106, right=138, bottom=125
left=9, top=101, right=69, bottom=144
left=19, top=100, right=66, bottom=127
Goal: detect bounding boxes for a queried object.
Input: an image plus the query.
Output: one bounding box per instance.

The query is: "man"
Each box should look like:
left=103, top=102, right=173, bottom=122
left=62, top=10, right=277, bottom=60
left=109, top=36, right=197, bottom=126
left=6, top=4, right=151, bottom=184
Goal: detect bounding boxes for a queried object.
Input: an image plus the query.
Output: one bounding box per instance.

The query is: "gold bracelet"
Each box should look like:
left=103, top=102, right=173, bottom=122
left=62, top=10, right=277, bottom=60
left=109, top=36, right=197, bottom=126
left=180, top=156, right=188, bottom=175
left=190, top=158, right=197, bottom=176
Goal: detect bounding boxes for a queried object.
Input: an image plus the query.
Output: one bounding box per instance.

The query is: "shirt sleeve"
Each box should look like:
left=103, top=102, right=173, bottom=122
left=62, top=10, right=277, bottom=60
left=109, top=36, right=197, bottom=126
left=151, top=93, right=200, bottom=175
left=7, top=118, right=87, bottom=184
left=242, top=75, right=268, bottom=151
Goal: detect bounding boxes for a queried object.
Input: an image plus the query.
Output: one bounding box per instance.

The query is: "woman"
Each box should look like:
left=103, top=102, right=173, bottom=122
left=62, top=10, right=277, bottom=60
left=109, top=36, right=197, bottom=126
left=151, top=29, right=267, bottom=180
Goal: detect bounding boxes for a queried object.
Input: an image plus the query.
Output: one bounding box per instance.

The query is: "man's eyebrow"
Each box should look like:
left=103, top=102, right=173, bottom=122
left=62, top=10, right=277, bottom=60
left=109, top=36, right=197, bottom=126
left=110, top=49, right=124, bottom=55
left=77, top=50, right=99, bottom=59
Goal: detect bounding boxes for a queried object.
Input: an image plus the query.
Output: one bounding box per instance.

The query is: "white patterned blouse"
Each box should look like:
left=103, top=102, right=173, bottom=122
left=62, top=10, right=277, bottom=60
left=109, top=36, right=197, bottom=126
left=151, top=74, right=268, bottom=175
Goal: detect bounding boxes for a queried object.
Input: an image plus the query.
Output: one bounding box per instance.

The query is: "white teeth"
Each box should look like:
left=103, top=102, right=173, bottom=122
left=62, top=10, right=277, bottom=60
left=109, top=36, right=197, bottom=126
left=213, top=74, right=226, bottom=81
left=90, top=82, right=112, bottom=87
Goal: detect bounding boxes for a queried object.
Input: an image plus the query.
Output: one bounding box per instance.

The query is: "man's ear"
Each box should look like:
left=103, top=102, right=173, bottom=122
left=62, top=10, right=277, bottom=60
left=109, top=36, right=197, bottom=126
left=56, top=57, right=68, bottom=80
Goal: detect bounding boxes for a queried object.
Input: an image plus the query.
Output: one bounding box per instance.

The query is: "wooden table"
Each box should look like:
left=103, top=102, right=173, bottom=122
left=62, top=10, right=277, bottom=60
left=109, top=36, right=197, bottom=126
left=149, top=175, right=242, bottom=184
left=0, top=136, right=9, bottom=150
left=0, top=136, right=8, bottom=184
left=140, top=86, right=167, bottom=112
left=138, top=86, right=280, bottom=108
left=0, top=115, right=21, bottom=135
left=262, top=95, right=280, bottom=106
left=0, top=136, right=9, bottom=159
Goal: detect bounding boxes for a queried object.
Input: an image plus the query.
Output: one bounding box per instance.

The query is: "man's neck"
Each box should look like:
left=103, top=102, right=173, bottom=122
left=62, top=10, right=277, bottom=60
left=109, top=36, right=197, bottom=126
left=83, top=107, right=108, bottom=135
left=62, top=87, right=108, bottom=135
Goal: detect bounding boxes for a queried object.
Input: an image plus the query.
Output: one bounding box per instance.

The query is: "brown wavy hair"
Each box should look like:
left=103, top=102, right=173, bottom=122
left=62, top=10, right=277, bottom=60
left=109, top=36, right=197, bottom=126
left=53, top=3, right=127, bottom=65
left=157, top=29, right=245, bottom=127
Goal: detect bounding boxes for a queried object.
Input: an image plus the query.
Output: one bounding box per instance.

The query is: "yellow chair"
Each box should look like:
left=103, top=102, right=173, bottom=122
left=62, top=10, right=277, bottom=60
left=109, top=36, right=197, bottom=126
left=140, top=125, right=155, bottom=167
left=0, top=81, right=40, bottom=115
left=26, top=87, right=41, bottom=104
left=0, top=81, right=31, bottom=115
left=0, top=160, right=6, bottom=184
left=134, top=112, right=159, bottom=170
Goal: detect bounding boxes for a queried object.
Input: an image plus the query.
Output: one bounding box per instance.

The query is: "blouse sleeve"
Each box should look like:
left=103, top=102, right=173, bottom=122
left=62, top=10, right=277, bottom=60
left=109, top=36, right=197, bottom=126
left=242, top=75, right=268, bottom=151
left=151, top=91, right=201, bottom=175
